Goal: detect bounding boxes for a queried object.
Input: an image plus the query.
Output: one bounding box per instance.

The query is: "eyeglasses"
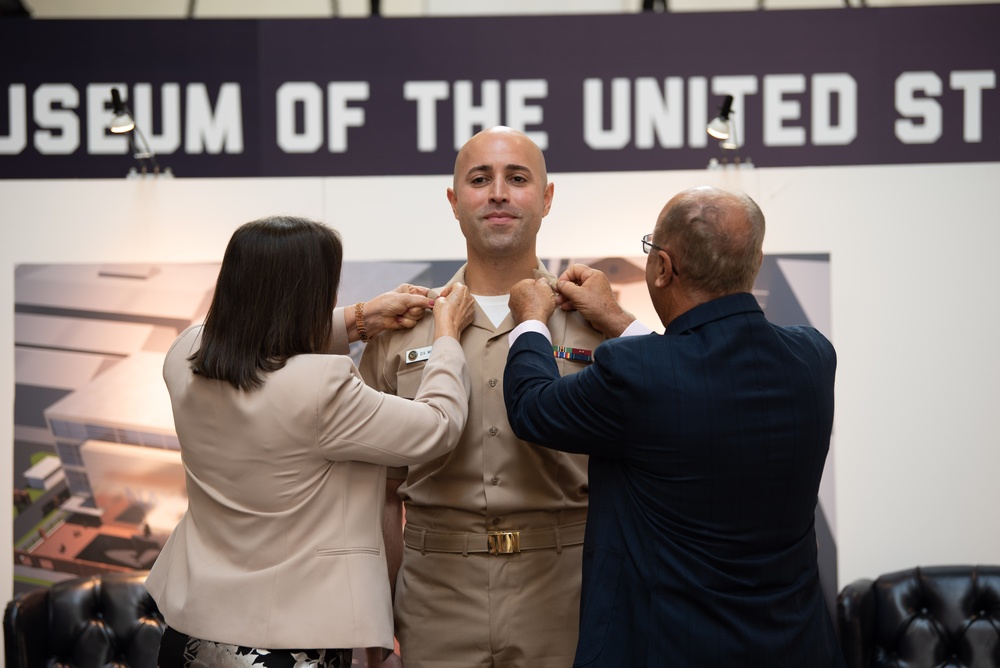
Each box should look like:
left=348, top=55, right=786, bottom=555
left=641, top=233, right=665, bottom=255
left=641, top=234, right=680, bottom=276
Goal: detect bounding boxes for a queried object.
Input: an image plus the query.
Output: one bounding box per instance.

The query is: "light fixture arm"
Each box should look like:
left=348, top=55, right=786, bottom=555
left=720, top=112, right=739, bottom=151
left=706, top=93, right=753, bottom=169
left=108, top=87, right=168, bottom=177
left=128, top=122, right=161, bottom=174
left=707, top=94, right=735, bottom=140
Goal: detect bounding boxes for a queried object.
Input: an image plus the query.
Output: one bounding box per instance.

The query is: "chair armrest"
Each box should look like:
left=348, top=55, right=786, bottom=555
left=4, top=587, right=50, bottom=668
left=837, top=577, right=875, bottom=668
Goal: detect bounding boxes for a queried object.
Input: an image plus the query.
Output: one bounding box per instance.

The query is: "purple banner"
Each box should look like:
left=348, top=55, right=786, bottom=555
left=1, top=5, right=998, bottom=178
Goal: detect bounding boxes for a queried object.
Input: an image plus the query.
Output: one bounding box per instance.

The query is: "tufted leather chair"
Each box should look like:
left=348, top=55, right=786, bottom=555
left=4, top=571, right=164, bottom=668
left=837, top=565, right=1000, bottom=668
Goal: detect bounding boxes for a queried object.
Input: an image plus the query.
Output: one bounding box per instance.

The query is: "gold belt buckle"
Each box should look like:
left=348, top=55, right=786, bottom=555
left=487, top=531, right=521, bottom=555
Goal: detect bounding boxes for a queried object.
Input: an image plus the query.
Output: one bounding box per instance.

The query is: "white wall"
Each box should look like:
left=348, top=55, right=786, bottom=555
left=3, top=163, right=1000, bottom=644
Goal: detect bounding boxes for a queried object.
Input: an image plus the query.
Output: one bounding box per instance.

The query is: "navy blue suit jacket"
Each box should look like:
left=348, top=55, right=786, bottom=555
left=504, top=293, right=844, bottom=667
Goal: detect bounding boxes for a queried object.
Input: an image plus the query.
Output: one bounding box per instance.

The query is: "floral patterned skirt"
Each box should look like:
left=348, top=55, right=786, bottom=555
left=158, top=626, right=353, bottom=668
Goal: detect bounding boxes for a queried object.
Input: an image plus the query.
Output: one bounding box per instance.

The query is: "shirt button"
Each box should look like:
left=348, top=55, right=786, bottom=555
left=489, top=378, right=498, bottom=387
left=492, top=517, right=501, bottom=526
left=491, top=477, right=500, bottom=485
left=489, top=426, right=498, bottom=436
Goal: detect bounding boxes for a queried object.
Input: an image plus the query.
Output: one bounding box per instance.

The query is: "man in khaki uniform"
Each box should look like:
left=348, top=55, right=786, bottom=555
left=358, top=126, right=605, bottom=667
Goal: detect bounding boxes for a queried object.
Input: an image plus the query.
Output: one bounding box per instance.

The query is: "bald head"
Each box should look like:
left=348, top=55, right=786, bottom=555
left=453, top=126, right=548, bottom=190
left=655, top=186, right=765, bottom=297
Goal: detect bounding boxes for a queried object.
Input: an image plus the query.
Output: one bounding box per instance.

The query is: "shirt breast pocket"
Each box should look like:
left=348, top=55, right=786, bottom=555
left=395, top=363, right=426, bottom=400
left=555, top=355, right=592, bottom=378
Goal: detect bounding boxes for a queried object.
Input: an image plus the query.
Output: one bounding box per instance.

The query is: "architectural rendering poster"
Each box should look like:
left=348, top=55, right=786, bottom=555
left=12, top=253, right=833, bottom=604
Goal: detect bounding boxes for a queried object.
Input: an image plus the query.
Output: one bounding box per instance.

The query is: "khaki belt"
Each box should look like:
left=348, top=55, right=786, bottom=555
left=403, top=522, right=586, bottom=556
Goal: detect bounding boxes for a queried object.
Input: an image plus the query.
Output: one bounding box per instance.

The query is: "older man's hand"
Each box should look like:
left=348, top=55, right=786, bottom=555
left=509, top=277, right=557, bottom=325
left=555, top=264, right=635, bottom=338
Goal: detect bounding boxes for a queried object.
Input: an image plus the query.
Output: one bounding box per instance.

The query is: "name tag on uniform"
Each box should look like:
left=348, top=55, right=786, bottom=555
left=405, top=346, right=433, bottom=364
left=553, top=346, right=593, bottom=363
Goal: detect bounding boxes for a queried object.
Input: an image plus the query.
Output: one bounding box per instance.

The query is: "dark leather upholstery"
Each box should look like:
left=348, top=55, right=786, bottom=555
left=4, top=571, right=164, bottom=668
left=837, top=565, right=1000, bottom=668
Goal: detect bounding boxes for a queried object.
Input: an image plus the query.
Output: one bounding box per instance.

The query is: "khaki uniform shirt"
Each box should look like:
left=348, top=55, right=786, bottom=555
left=358, top=263, right=606, bottom=534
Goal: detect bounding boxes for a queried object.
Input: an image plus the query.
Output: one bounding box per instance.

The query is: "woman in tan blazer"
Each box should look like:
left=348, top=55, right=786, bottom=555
left=145, top=216, right=474, bottom=668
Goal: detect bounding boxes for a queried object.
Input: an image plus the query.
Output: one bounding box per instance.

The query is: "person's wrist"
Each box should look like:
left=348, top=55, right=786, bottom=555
left=516, top=306, right=549, bottom=324
left=355, top=302, right=372, bottom=343
left=434, top=322, right=458, bottom=339
left=606, top=310, right=636, bottom=338
left=535, top=308, right=554, bottom=324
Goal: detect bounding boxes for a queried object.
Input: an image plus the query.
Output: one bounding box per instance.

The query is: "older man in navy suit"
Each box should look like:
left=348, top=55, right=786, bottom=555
left=503, top=186, right=845, bottom=667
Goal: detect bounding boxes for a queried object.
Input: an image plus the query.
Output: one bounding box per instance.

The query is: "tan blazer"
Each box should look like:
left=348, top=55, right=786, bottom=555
left=145, top=308, right=470, bottom=650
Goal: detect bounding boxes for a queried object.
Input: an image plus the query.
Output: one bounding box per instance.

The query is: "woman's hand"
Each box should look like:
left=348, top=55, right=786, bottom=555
left=432, top=282, right=475, bottom=340
left=360, top=284, right=434, bottom=340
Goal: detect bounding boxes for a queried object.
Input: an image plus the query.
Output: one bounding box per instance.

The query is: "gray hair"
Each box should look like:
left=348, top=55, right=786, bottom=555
left=658, top=187, right=765, bottom=297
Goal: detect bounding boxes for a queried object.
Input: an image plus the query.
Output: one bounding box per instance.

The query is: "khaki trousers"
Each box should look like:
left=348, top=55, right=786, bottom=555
left=394, top=543, right=583, bottom=668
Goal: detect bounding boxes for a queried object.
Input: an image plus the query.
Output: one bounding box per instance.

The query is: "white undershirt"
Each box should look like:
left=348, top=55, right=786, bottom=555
left=474, top=294, right=511, bottom=329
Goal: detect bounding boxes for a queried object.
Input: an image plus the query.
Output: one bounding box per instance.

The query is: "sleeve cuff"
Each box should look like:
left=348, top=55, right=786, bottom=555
left=622, top=320, right=653, bottom=337
left=508, top=320, right=553, bottom=347
left=328, top=306, right=351, bottom=354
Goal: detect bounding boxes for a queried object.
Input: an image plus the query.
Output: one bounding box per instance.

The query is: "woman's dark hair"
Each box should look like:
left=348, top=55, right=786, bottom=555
left=190, top=216, right=343, bottom=391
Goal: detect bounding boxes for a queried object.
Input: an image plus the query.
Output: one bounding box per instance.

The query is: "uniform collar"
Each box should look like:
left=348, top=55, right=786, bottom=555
left=436, top=260, right=555, bottom=335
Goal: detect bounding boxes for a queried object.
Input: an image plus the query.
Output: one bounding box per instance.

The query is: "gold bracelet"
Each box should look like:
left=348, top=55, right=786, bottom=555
left=355, top=302, right=371, bottom=343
